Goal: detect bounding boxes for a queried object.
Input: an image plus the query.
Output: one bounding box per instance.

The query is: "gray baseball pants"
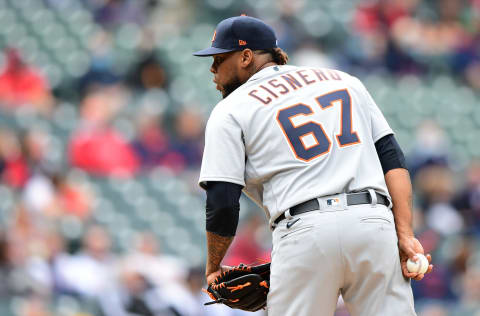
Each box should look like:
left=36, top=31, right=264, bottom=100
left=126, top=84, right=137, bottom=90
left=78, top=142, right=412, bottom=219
left=267, top=194, right=416, bottom=316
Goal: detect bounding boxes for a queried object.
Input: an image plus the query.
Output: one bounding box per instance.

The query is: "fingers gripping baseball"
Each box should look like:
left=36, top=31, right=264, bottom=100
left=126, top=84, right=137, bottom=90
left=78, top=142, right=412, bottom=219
left=398, top=237, right=433, bottom=281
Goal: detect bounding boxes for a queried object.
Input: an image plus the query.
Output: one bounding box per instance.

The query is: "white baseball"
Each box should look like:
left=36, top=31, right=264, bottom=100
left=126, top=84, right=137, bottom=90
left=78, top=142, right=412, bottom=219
left=406, top=253, right=429, bottom=274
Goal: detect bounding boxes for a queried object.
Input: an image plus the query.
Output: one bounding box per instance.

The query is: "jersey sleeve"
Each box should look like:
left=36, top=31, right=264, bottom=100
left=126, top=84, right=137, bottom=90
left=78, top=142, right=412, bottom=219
left=198, top=107, right=246, bottom=190
left=353, top=77, right=393, bottom=142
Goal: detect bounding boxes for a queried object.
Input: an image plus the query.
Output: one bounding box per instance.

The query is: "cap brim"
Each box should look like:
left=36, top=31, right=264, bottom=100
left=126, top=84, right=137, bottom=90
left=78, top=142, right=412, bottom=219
left=192, top=47, right=236, bottom=56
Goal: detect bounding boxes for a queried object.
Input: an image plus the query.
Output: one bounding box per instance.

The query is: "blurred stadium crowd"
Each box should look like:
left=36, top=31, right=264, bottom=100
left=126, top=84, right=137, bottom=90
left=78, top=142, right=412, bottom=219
left=0, top=0, right=480, bottom=315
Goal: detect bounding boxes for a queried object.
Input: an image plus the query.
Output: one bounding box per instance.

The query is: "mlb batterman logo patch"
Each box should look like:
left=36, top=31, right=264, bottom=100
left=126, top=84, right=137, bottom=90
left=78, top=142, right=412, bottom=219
left=327, top=198, right=340, bottom=206
left=239, top=39, right=247, bottom=45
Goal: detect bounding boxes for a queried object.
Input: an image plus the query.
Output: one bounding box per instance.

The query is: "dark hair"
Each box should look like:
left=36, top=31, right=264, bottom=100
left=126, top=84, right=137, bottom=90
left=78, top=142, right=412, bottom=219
left=256, top=48, right=289, bottom=65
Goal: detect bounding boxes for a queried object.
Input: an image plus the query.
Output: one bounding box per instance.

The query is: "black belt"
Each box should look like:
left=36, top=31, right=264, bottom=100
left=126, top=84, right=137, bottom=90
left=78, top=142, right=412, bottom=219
left=274, top=192, right=389, bottom=225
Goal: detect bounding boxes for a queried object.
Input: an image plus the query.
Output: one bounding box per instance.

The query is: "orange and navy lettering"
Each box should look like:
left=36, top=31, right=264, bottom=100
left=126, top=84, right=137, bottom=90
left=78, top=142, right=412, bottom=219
left=248, top=89, right=271, bottom=105
left=312, top=69, right=329, bottom=81
left=276, top=88, right=360, bottom=162
left=248, top=68, right=342, bottom=105
left=276, top=103, right=331, bottom=162
left=281, top=74, right=303, bottom=90
left=268, top=79, right=289, bottom=95
left=329, top=70, right=341, bottom=80
left=297, top=70, right=315, bottom=85
left=259, top=84, right=278, bottom=99
left=315, top=89, right=360, bottom=147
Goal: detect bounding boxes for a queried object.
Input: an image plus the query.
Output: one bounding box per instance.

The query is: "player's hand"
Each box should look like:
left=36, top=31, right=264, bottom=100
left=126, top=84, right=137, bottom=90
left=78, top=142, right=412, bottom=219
left=206, top=265, right=233, bottom=285
left=398, top=236, right=433, bottom=281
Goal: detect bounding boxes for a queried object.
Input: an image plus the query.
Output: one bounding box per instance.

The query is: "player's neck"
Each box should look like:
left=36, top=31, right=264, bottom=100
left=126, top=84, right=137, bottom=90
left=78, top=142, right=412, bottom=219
left=256, top=61, right=277, bottom=73
left=245, top=61, right=277, bottom=81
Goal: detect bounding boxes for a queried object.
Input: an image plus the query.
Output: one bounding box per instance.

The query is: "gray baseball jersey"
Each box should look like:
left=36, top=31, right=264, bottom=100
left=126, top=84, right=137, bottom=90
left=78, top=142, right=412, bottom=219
left=199, top=65, right=393, bottom=225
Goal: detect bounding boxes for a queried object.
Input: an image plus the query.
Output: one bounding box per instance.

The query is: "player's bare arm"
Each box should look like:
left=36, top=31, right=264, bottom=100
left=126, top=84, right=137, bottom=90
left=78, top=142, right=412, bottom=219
left=206, top=231, right=233, bottom=284
left=385, top=168, right=433, bottom=281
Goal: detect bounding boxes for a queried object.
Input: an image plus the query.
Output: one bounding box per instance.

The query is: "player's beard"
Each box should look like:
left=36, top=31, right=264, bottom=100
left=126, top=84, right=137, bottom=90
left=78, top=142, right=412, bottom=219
left=221, top=76, right=243, bottom=99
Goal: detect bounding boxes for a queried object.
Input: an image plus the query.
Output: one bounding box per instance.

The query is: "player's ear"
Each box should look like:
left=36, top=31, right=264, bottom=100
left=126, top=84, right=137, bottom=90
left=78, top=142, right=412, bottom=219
left=239, top=49, right=254, bottom=69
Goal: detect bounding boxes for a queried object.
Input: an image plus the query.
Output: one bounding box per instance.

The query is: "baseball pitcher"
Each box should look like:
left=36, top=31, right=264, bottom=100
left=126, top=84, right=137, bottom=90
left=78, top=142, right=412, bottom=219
left=193, top=16, right=433, bottom=316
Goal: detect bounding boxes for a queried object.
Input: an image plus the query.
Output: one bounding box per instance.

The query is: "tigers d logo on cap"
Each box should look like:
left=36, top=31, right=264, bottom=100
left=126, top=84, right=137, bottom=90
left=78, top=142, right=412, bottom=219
left=193, top=16, right=278, bottom=57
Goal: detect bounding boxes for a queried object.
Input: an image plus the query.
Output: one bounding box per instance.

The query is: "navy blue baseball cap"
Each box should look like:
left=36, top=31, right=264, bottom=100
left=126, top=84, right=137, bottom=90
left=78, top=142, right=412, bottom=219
left=193, top=16, right=278, bottom=57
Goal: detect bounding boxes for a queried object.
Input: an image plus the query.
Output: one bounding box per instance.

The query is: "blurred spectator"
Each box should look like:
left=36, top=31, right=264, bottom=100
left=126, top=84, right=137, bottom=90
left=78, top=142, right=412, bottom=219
left=118, top=235, right=257, bottom=316
left=394, top=0, right=465, bottom=51
left=128, top=54, right=169, bottom=91
left=69, top=85, right=139, bottom=177
left=2, top=219, right=47, bottom=298
left=354, top=0, right=418, bottom=33
left=88, top=0, right=148, bottom=30
left=292, top=43, right=335, bottom=69
left=16, top=295, right=53, bottom=316
left=411, top=262, right=456, bottom=303
left=60, top=225, right=116, bottom=297
left=415, top=165, right=464, bottom=235
left=100, top=232, right=188, bottom=316
left=165, top=266, right=246, bottom=316
left=407, top=120, right=450, bottom=180
left=171, top=108, right=205, bottom=170
left=448, top=236, right=476, bottom=278
left=417, top=302, right=449, bottom=316
left=272, top=0, right=309, bottom=53
left=22, top=172, right=56, bottom=215
left=100, top=265, right=181, bottom=316
left=18, top=127, right=89, bottom=217
left=80, top=30, right=120, bottom=95
left=0, top=48, right=53, bottom=114
left=224, top=213, right=271, bottom=266
left=350, top=0, right=480, bottom=78
left=23, top=170, right=93, bottom=219
left=123, top=232, right=187, bottom=288
left=53, top=174, right=93, bottom=219
left=25, top=230, right=74, bottom=296
left=178, top=267, right=208, bottom=316
left=21, top=129, right=53, bottom=175
left=350, top=0, right=422, bottom=74
left=447, top=1, right=480, bottom=89
left=131, top=108, right=183, bottom=172
left=20, top=128, right=58, bottom=214
left=453, top=160, right=480, bottom=233
left=450, top=254, right=480, bottom=315
left=0, top=129, right=29, bottom=189
left=463, top=62, right=480, bottom=90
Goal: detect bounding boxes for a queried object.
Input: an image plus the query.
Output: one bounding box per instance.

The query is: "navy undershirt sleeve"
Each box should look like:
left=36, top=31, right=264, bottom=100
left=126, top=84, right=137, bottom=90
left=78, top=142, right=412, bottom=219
left=375, top=134, right=407, bottom=174
left=205, top=181, right=243, bottom=237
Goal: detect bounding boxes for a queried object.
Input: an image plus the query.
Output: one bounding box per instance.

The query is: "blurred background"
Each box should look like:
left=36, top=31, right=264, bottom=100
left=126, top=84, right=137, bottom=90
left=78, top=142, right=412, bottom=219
left=0, top=0, right=479, bottom=315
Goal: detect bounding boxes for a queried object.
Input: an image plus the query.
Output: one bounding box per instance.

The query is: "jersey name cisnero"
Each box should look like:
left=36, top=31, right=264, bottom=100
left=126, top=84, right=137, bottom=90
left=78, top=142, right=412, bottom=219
left=199, top=65, right=393, bottom=224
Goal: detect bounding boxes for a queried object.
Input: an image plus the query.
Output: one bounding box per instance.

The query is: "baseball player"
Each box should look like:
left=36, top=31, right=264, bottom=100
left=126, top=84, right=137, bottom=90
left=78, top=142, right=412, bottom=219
left=194, top=16, right=433, bottom=316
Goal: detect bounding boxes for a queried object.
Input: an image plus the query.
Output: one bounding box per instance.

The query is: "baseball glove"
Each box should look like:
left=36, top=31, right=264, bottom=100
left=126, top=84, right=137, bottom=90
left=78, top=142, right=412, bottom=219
left=204, top=262, right=270, bottom=311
